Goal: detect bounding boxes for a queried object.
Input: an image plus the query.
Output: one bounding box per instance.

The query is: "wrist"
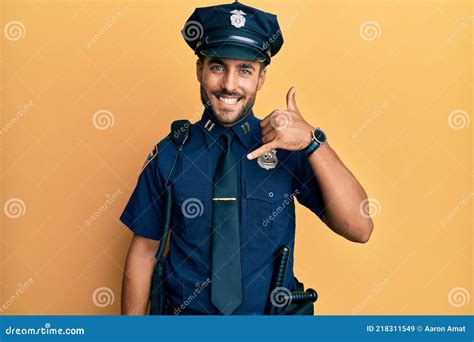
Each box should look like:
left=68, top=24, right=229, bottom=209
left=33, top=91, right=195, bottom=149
left=304, top=126, right=315, bottom=147
left=302, top=127, right=327, bottom=157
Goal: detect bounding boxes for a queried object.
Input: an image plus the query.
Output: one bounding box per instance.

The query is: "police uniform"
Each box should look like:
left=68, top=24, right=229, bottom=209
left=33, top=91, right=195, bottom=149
left=120, top=1, right=326, bottom=315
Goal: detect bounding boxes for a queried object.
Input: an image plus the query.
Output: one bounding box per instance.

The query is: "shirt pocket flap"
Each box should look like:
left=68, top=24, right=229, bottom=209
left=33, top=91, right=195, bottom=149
left=173, top=183, right=205, bottom=203
left=245, top=178, right=292, bottom=202
left=172, top=183, right=208, bottom=222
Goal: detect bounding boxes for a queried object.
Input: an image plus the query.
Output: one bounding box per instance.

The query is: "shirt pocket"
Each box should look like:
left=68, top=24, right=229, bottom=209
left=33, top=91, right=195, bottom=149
left=172, top=182, right=211, bottom=242
left=243, top=178, right=293, bottom=262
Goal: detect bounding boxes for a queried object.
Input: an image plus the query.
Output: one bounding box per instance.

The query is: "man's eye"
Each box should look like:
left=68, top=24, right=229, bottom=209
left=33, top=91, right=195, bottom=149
left=240, top=69, right=252, bottom=75
left=210, top=65, right=224, bottom=71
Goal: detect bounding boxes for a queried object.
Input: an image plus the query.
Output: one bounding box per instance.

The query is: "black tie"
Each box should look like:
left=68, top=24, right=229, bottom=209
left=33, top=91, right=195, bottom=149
left=210, top=129, right=243, bottom=315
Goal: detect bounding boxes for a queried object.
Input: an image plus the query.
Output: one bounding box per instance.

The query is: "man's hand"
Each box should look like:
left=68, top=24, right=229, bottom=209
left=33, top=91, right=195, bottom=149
left=247, top=86, right=315, bottom=160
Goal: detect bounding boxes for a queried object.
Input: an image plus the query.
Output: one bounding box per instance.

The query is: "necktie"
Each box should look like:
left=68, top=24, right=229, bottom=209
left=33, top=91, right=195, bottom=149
left=211, top=129, right=244, bottom=315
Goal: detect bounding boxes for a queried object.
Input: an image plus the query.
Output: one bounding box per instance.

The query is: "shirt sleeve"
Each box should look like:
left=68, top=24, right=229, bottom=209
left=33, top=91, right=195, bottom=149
left=293, top=151, right=327, bottom=219
left=119, top=145, right=165, bottom=240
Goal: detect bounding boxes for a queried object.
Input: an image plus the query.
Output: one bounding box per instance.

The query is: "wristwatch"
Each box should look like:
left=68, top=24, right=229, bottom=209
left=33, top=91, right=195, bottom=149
left=302, top=127, right=327, bottom=157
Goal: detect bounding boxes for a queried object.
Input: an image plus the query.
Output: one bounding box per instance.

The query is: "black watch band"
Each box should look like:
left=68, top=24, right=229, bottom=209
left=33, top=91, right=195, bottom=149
left=302, top=127, right=326, bottom=157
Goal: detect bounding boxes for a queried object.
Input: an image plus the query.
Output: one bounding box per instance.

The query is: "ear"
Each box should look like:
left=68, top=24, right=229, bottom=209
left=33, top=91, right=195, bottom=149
left=196, top=58, right=203, bottom=84
left=256, top=66, right=267, bottom=91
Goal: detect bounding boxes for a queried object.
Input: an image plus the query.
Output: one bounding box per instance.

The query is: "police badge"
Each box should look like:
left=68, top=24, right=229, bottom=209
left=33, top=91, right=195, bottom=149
left=257, top=149, right=278, bottom=170
left=229, top=10, right=246, bottom=28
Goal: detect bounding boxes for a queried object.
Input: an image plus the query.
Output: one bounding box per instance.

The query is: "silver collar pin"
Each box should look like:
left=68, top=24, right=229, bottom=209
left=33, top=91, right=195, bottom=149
left=204, top=119, right=215, bottom=132
left=241, top=122, right=250, bottom=134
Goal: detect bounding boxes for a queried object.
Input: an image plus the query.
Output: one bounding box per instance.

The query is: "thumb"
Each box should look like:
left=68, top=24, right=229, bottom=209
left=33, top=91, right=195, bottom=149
left=286, top=86, right=298, bottom=112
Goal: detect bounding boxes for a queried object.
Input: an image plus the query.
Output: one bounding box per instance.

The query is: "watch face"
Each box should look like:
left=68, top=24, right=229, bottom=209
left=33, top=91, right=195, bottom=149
left=314, top=128, right=326, bottom=144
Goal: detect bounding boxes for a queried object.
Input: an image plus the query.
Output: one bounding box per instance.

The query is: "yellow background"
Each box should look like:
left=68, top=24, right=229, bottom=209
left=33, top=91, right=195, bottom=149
left=1, top=0, right=472, bottom=315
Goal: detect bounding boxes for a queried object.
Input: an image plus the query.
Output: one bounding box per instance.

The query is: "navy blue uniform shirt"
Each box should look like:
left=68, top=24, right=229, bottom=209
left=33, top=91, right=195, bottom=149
left=120, top=110, right=326, bottom=315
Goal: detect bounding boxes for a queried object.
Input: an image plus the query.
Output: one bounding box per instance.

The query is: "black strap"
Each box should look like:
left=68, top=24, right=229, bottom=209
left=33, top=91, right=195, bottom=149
left=154, top=120, right=191, bottom=260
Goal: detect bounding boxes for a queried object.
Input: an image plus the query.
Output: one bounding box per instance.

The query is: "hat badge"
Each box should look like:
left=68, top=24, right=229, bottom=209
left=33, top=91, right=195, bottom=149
left=229, top=10, right=246, bottom=28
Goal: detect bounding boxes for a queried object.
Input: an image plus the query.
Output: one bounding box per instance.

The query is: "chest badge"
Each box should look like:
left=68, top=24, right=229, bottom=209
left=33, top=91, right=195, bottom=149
left=230, top=10, right=246, bottom=28
left=257, top=149, right=278, bottom=170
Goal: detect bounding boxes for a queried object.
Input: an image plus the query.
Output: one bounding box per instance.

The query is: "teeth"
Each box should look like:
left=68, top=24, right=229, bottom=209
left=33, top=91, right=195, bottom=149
left=219, top=96, right=238, bottom=104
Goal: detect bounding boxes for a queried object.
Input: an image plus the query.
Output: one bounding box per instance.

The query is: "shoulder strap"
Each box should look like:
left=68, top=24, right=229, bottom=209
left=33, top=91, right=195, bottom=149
left=155, top=119, right=192, bottom=260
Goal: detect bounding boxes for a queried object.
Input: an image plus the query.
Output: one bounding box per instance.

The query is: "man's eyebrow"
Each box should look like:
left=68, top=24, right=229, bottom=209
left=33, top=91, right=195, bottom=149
left=238, top=63, right=256, bottom=70
left=207, top=58, right=256, bottom=71
left=208, top=57, right=225, bottom=65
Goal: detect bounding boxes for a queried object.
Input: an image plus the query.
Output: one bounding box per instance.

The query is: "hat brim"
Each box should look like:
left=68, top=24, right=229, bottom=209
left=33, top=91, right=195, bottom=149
left=199, top=44, right=269, bottom=64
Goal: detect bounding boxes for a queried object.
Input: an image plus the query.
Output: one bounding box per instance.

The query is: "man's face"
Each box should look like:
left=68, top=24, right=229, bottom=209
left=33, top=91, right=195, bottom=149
left=197, top=56, right=266, bottom=127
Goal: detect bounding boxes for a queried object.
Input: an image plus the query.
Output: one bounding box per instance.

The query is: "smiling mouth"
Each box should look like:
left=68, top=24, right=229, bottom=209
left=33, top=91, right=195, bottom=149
left=214, top=94, right=242, bottom=106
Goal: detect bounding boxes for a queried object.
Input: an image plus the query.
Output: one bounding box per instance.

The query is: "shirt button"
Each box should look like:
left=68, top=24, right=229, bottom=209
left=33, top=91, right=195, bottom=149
left=268, top=192, right=274, bottom=198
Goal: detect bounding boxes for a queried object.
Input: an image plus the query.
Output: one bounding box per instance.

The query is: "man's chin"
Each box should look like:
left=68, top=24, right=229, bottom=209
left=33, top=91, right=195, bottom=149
left=211, top=108, right=243, bottom=125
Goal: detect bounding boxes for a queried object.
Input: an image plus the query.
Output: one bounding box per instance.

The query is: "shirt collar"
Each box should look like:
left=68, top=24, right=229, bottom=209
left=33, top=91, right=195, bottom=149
left=198, top=109, right=260, bottom=149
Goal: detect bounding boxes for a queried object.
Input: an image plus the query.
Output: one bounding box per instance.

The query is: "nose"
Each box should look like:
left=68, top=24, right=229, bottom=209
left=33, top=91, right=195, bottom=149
left=221, top=69, right=238, bottom=93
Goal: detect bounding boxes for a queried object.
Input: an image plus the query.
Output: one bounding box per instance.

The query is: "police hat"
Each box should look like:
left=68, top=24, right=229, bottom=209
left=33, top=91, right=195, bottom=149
left=182, top=1, right=283, bottom=65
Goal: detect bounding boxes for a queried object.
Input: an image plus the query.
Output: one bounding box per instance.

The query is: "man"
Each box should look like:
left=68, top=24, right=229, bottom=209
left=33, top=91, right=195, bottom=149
left=120, top=1, right=373, bottom=315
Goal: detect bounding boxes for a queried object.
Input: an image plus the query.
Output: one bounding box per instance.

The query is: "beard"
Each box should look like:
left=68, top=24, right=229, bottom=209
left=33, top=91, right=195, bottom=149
left=200, top=84, right=256, bottom=126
